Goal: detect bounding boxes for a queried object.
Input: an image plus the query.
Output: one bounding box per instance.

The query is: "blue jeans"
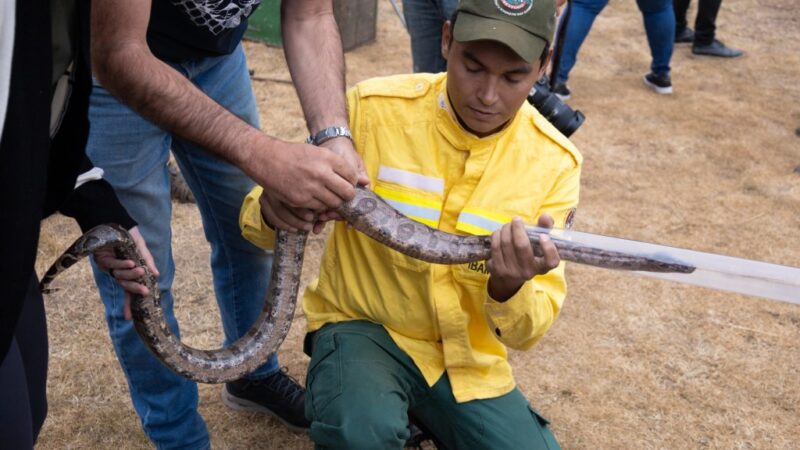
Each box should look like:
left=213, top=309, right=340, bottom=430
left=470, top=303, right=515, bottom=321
left=86, top=44, right=276, bottom=450
left=403, top=0, right=458, bottom=73
left=556, top=0, right=675, bottom=83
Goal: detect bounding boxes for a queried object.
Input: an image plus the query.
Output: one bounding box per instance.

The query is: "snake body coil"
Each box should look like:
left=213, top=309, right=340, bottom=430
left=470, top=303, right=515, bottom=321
left=40, top=186, right=694, bottom=383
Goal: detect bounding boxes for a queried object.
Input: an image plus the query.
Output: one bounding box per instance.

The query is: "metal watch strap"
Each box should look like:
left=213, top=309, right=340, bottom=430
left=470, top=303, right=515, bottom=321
left=306, top=126, right=352, bottom=145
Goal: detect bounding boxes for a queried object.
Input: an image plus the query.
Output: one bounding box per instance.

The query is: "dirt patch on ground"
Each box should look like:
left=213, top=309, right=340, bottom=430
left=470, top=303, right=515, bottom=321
left=35, top=0, right=799, bottom=448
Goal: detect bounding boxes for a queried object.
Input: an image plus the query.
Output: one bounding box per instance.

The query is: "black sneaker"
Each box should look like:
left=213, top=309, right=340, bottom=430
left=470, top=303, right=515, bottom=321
left=675, top=27, right=695, bottom=43
left=692, top=39, right=744, bottom=58
left=642, top=72, right=673, bottom=94
left=553, top=82, right=571, bottom=101
left=222, top=368, right=310, bottom=432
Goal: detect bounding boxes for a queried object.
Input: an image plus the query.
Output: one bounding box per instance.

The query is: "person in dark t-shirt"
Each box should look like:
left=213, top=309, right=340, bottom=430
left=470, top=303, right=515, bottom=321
left=87, top=0, right=368, bottom=447
left=147, top=0, right=259, bottom=61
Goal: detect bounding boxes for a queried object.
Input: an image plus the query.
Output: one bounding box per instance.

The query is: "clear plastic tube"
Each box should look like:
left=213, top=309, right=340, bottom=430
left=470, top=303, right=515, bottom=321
left=530, top=227, right=800, bottom=305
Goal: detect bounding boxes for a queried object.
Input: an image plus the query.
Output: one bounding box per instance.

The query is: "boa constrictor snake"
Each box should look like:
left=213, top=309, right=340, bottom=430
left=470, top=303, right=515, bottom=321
left=40, top=185, right=694, bottom=383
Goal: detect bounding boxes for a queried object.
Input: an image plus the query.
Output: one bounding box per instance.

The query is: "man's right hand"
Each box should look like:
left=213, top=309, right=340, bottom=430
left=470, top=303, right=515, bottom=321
left=252, top=139, right=359, bottom=231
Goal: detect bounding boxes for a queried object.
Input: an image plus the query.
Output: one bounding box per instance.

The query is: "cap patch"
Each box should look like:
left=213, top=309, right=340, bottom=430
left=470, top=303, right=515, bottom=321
left=495, top=0, right=534, bottom=16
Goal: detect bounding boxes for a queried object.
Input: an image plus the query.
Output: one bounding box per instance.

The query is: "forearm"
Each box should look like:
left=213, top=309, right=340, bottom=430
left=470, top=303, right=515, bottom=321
left=91, top=0, right=358, bottom=214
left=281, top=1, right=348, bottom=133
left=92, top=43, right=273, bottom=174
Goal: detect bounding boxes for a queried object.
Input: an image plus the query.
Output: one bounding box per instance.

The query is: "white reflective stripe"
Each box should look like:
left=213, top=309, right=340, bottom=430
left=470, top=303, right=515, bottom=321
left=377, top=166, right=444, bottom=194
left=457, top=211, right=505, bottom=233
left=383, top=198, right=441, bottom=223
left=74, top=167, right=105, bottom=189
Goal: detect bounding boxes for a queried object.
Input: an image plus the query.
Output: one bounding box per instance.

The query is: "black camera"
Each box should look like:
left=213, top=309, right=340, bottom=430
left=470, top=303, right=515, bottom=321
left=527, top=75, right=585, bottom=138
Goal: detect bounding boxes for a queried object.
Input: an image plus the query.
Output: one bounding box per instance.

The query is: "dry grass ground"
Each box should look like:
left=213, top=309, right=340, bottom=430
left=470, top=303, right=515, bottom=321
left=34, top=0, right=799, bottom=448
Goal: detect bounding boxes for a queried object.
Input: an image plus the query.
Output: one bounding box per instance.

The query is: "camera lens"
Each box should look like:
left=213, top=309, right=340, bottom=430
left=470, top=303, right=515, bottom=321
left=527, top=76, right=585, bottom=137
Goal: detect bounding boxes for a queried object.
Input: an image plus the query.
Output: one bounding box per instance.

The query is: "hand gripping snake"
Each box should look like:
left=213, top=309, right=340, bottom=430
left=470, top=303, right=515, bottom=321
left=40, top=186, right=694, bottom=383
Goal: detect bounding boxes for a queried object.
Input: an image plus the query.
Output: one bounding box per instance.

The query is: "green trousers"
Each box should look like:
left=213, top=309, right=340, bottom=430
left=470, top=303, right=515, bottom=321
left=303, top=321, right=561, bottom=450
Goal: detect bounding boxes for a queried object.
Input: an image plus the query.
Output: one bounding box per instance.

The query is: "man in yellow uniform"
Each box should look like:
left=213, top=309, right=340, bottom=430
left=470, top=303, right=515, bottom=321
left=240, top=0, right=581, bottom=447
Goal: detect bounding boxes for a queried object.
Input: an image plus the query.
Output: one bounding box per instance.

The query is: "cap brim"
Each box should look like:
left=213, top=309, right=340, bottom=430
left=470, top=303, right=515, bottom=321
left=453, top=11, right=547, bottom=64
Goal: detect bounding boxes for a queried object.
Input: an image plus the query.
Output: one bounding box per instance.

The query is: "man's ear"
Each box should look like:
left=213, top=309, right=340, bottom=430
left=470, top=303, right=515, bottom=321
left=441, top=21, right=452, bottom=61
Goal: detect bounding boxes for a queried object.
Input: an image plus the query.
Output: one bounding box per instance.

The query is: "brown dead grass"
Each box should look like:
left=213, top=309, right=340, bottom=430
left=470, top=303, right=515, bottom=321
left=35, top=0, right=799, bottom=449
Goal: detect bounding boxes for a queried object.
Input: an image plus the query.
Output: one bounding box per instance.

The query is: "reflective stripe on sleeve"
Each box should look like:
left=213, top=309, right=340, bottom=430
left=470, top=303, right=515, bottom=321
left=374, top=185, right=441, bottom=228
left=377, top=165, right=444, bottom=194
left=456, top=208, right=511, bottom=235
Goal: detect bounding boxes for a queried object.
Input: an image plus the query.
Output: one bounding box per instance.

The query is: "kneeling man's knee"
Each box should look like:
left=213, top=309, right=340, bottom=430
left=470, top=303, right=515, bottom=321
left=310, top=413, right=410, bottom=450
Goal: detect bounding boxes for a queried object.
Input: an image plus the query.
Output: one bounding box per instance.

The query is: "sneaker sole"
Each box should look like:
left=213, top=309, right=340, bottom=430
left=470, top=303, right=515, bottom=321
left=555, top=93, right=571, bottom=101
left=642, top=76, right=673, bottom=94
left=691, top=50, right=744, bottom=58
left=221, top=386, right=310, bottom=434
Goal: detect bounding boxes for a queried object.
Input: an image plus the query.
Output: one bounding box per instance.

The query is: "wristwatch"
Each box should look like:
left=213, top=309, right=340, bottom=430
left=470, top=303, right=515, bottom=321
left=306, top=126, right=352, bottom=145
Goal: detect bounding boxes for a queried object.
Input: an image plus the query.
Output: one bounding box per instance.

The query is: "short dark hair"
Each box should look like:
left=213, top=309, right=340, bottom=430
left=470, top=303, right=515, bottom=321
left=447, top=11, right=550, bottom=65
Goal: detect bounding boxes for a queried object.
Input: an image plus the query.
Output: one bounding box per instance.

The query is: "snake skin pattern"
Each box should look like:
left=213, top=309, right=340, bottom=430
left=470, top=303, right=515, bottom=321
left=40, top=186, right=694, bottom=383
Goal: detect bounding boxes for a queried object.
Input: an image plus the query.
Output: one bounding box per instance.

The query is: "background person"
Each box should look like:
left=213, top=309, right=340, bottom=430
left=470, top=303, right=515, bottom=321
left=673, top=0, right=743, bottom=57
left=403, top=0, right=458, bottom=73
left=554, top=0, right=676, bottom=96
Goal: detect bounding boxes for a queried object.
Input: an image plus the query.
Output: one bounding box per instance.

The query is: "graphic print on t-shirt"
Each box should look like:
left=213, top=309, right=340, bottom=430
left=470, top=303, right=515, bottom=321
left=171, top=0, right=260, bottom=35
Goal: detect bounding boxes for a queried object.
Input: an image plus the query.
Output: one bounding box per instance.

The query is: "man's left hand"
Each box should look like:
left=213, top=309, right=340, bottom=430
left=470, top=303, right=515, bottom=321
left=93, top=226, right=159, bottom=320
left=487, top=215, right=560, bottom=301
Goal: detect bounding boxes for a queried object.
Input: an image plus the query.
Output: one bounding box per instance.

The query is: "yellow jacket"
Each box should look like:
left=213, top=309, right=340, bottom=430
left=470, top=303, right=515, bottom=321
left=241, top=73, right=582, bottom=402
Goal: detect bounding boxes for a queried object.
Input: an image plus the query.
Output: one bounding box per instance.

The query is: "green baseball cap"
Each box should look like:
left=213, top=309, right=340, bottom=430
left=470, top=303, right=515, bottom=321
left=453, top=0, right=556, bottom=63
